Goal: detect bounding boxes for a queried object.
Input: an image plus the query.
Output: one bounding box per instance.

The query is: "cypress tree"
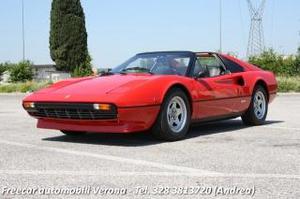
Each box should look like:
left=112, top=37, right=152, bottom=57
left=50, top=0, right=92, bottom=75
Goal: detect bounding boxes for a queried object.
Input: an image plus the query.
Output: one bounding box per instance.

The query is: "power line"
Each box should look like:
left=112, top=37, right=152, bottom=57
left=247, top=0, right=266, bottom=58
left=219, top=0, right=222, bottom=53
left=238, top=0, right=247, bottom=53
left=270, top=0, right=275, bottom=48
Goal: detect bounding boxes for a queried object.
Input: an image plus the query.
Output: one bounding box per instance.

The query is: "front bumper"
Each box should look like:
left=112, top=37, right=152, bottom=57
left=36, top=105, right=160, bottom=133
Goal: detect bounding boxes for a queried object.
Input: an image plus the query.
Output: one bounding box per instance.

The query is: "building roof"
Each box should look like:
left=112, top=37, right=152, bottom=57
left=32, top=64, right=56, bottom=68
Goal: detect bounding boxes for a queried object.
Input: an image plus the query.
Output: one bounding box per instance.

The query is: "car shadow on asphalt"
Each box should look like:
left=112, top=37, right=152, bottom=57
left=42, top=119, right=283, bottom=147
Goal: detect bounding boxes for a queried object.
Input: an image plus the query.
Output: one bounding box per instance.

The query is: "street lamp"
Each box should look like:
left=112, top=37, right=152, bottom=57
left=21, top=0, right=25, bottom=60
left=219, top=0, right=223, bottom=53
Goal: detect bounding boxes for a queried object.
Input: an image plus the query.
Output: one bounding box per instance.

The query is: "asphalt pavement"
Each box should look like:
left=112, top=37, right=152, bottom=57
left=0, top=93, right=299, bottom=198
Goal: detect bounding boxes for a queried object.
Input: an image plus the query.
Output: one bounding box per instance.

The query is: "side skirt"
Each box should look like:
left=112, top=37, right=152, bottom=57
left=191, top=112, right=244, bottom=125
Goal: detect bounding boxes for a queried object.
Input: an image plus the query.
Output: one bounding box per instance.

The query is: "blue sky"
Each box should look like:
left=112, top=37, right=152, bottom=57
left=0, top=0, right=299, bottom=68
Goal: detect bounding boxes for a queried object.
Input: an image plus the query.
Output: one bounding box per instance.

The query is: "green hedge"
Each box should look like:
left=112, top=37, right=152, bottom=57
left=0, top=63, right=8, bottom=76
left=249, top=48, right=300, bottom=76
left=276, top=76, right=300, bottom=92
left=9, top=61, right=34, bottom=82
left=0, top=81, right=51, bottom=93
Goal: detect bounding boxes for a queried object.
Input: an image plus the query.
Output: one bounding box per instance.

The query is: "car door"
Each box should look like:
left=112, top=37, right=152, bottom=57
left=192, top=53, right=245, bottom=120
left=218, top=54, right=251, bottom=112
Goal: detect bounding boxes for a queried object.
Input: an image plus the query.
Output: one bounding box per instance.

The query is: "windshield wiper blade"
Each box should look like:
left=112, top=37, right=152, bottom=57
left=99, top=71, right=115, bottom=76
left=120, top=67, right=153, bottom=74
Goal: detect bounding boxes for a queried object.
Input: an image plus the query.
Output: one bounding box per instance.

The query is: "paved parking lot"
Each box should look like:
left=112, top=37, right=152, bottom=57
left=0, top=94, right=299, bottom=198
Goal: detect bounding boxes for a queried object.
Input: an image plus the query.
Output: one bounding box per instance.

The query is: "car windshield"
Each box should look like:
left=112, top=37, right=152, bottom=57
left=111, top=53, right=192, bottom=76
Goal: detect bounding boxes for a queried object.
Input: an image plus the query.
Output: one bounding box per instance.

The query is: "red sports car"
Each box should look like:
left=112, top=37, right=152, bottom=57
left=23, top=51, right=277, bottom=141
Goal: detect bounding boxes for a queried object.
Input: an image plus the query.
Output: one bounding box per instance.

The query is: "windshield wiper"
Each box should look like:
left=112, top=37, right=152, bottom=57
left=99, top=71, right=115, bottom=76
left=120, top=67, right=153, bottom=74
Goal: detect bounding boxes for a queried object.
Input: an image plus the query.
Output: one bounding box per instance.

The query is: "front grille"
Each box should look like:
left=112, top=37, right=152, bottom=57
left=27, top=103, right=117, bottom=120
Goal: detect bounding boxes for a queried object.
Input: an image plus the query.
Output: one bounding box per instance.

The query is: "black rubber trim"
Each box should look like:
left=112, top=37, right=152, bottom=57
left=193, top=95, right=251, bottom=103
left=191, top=111, right=244, bottom=124
left=118, top=104, right=161, bottom=109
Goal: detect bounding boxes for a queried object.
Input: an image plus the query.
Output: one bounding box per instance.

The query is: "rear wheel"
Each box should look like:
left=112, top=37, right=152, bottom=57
left=241, top=85, right=268, bottom=125
left=151, top=88, right=191, bottom=141
left=60, top=130, right=86, bottom=136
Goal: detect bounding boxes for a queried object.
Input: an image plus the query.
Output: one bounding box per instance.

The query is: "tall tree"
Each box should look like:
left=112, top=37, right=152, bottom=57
left=50, top=0, right=91, bottom=75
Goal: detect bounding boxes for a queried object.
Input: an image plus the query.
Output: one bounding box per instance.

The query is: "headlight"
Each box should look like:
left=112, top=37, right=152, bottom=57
left=23, top=102, right=35, bottom=109
left=93, top=103, right=111, bottom=111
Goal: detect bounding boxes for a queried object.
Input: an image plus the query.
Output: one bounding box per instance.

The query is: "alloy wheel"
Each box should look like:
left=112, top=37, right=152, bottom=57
left=166, top=96, right=187, bottom=133
left=253, top=90, right=266, bottom=120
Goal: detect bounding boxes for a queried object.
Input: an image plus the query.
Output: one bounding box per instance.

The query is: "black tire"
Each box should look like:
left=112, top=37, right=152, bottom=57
left=241, top=85, right=268, bottom=125
left=60, top=130, right=86, bottom=136
left=151, top=88, right=191, bottom=141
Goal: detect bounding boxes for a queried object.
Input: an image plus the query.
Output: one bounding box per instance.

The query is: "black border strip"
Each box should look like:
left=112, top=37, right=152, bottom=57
left=118, top=104, right=161, bottom=109
left=193, top=95, right=251, bottom=103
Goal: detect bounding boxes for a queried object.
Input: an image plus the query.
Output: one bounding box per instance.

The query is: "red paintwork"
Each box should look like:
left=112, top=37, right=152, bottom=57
left=37, top=106, right=160, bottom=133
left=23, top=53, right=277, bottom=133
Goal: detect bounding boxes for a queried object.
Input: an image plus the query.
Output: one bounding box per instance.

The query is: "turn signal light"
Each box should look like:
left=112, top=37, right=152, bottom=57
left=93, top=103, right=111, bottom=111
left=23, top=102, right=35, bottom=109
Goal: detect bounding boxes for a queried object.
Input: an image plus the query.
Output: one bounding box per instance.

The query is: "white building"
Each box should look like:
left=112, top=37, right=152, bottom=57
left=0, top=64, right=72, bottom=84
left=0, top=71, right=10, bottom=83
left=32, top=65, right=71, bottom=82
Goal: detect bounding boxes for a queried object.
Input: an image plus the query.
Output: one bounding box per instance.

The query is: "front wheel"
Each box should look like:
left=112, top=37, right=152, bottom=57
left=242, top=85, right=268, bottom=125
left=151, top=88, right=191, bottom=141
left=60, top=130, right=86, bottom=136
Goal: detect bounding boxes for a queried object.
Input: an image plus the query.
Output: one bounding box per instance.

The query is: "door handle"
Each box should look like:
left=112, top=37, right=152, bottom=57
left=214, top=78, right=234, bottom=84
left=235, top=76, right=245, bottom=86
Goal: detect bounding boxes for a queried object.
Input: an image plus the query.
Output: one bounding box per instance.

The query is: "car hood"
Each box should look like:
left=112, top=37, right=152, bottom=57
left=24, top=74, right=162, bottom=104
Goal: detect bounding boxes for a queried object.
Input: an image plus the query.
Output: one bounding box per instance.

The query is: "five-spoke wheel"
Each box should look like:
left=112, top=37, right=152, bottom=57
left=242, top=85, right=268, bottom=125
left=152, top=88, right=191, bottom=141
left=253, top=90, right=267, bottom=120
left=167, top=96, right=187, bottom=133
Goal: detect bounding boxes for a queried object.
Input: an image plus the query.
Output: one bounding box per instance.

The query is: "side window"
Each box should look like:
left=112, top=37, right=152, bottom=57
left=171, top=57, right=190, bottom=75
left=197, top=55, right=225, bottom=77
left=220, top=56, right=244, bottom=73
left=192, top=58, right=206, bottom=76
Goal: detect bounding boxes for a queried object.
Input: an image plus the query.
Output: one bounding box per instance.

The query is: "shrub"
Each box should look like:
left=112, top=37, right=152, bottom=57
left=0, top=81, right=51, bottom=93
left=0, top=62, right=10, bottom=81
left=0, top=63, right=7, bottom=76
left=9, top=61, right=34, bottom=82
left=72, top=54, right=93, bottom=77
left=249, top=49, right=300, bottom=76
left=294, top=47, right=300, bottom=74
left=276, top=76, right=300, bottom=92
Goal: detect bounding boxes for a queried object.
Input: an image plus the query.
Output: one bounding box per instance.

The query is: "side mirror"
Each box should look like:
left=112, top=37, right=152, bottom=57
left=99, top=68, right=113, bottom=76
left=224, top=69, right=231, bottom=75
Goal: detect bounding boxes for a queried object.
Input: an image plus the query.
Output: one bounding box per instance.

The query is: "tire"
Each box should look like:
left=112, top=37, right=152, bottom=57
left=151, top=88, right=191, bottom=141
left=60, top=130, right=86, bottom=136
left=241, top=85, right=268, bottom=125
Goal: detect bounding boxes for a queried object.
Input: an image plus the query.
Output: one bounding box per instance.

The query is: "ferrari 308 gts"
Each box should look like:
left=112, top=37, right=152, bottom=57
left=23, top=51, right=277, bottom=141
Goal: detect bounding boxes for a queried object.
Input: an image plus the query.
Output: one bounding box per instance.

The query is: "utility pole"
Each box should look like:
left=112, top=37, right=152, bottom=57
left=298, top=19, right=300, bottom=49
left=21, top=0, right=25, bottom=60
left=246, top=0, right=266, bottom=57
left=219, top=0, right=222, bottom=53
